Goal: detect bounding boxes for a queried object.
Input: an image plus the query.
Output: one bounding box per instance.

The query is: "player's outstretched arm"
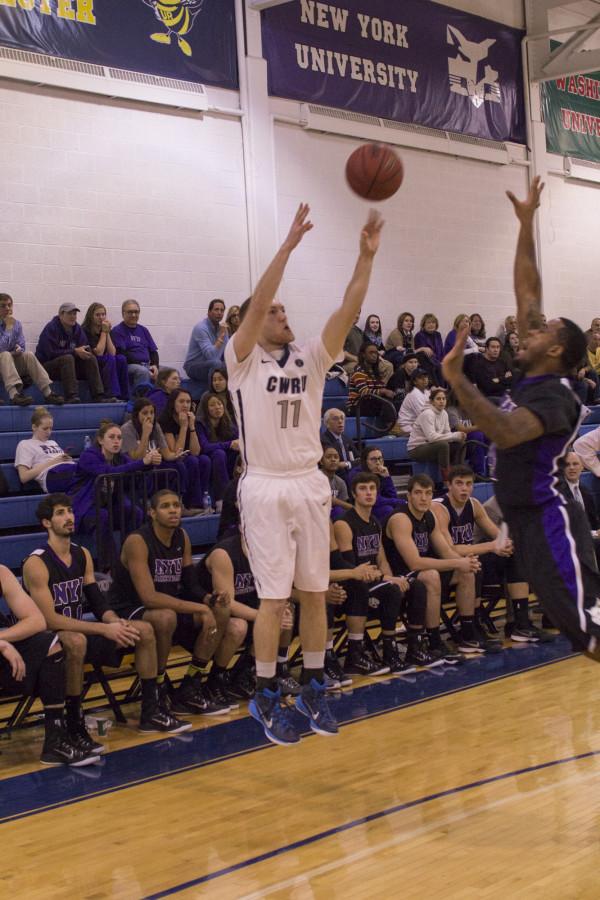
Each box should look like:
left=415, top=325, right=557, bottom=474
left=322, top=210, right=384, bottom=359
left=506, top=176, right=545, bottom=339
left=231, top=204, right=313, bottom=362
left=442, top=321, right=545, bottom=449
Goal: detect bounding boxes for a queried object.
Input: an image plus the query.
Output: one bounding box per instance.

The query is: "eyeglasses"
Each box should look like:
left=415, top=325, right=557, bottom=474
left=369, top=456, right=384, bottom=462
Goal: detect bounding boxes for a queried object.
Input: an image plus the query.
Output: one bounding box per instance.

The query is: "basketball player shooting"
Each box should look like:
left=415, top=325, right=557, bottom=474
left=442, top=177, right=600, bottom=658
left=225, top=204, right=384, bottom=745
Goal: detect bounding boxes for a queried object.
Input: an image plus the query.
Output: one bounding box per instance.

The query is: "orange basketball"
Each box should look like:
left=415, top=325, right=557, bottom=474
left=345, top=143, right=404, bottom=201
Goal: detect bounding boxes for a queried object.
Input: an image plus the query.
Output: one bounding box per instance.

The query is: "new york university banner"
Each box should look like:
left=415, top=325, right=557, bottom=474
left=261, top=0, right=525, bottom=144
left=0, top=0, right=238, bottom=89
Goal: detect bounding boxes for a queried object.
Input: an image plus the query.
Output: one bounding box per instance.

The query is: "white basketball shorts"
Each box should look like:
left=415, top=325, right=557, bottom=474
left=238, top=468, right=331, bottom=599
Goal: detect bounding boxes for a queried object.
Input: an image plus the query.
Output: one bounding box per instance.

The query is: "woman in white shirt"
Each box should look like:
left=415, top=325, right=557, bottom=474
left=396, top=369, right=430, bottom=435
left=407, top=387, right=466, bottom=479
left=15, top=406, right=77, bottom=493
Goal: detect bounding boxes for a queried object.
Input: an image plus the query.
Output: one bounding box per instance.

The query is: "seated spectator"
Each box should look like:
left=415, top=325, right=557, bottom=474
left=23, top=493, right=189, bottom=742
left=69, top=419, right=155, bottom=559
left=396, top=368, right=430, bottom=435
left=346, top=343, right=397, bottom=427
left=573, top=424, right=600, bottom=478
left=107, top=488, right=239, bottom=715
left=384, top=311, right=416, bottom=363
left=559, top=451, right=600, bottom=557
left=184, top=298, right=228, bottom=387
left=501, top=331, right=521, bottom=370
left=196, top=392, right=240, bottom=505
left=363, top=313, right=385, bottom=351
left=342, top=310, right=364, bottom=376
left=573, top=366, right=598, bottom=405
left=469, top=313, right=487, bottom=350
left=320, top=446, right=352, bottom=518
left=496, top=314, right=517, bottom=344
left=146, top=367, right=181, bottom=418
left=207, top=365, right=235, bottom=420
left=35, top=302, right=107, bottom=404
left=407, top=387, right=466, bottom=480
left=333, top=472, right=429, bottom=675
left=414, top=313, right=444, bottom=383
left=15, top=406, right=77, bottom=494
left=446, top=392, right=489, bottom=478
left=387, top=352, right=419, bottom=401
left=121, top=398, right=203, bottom=516
left=225, top=304, right=241, bottom=337
left=158, top=388, right=212, bottom=513
left=443, top=314, right=480, bottom=357
left=217, top=454, right=243, bottom=538
left=585, top=317, right=600, bottom=340
left=471, top=337, right=513, bottom=399
left=0, top=562, right=97, bottom=767
left=349, top=445, right=403, bottom=522
left=321, top=408, right=357, bottom=474
left=383, top=474, right=479, bottom=662
left=0, top=293, right=63, bottom=406
left=81, top=303, right=128, bottom=401
left=111, top=299, right=159, bottom=389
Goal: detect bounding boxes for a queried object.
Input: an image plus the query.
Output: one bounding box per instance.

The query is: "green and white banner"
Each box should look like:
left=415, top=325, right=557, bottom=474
left=541, top=63, right=600, bottom=162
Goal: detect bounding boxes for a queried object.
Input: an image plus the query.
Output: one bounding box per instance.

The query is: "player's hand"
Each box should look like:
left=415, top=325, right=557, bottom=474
left=104, top=621, right=140, bottom=648
left=506, top=175, right=545, bottom=224
left=496, top=538, right=514, bottom=557
left=442, top=319, right=469, bottom=386
left=283, top=203, right=313, bottom=251
left=353, top=563, right=381, bottom=582
left=326, top=583, right=346, bottom=605
left=210, top=591, right=230, bottom=609
left=0, top=641, right=26, bottom=680
left=360, top=209, right=384, bottom=258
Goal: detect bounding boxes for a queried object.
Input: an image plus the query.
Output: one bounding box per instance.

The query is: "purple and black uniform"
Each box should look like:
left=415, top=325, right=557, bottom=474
left=495, top=374, right=600, bottom=652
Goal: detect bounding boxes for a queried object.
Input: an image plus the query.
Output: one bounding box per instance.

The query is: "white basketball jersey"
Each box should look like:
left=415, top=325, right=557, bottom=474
left=225, top=335, right=333, bottom=474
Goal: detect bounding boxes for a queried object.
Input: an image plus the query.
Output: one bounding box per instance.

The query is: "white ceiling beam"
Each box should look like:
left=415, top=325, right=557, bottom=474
left=247, top=0, right=293, bottom=9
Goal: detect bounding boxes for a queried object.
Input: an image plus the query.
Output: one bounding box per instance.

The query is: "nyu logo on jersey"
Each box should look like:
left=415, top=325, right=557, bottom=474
left=414, top=531, right=430, bottom=555
left=266, top=375, right=307, bottom=395
left=154, top=557, right=182, bottom=583
left=53, top=577, right=84, bottom=610
left=447, top=26, right=501, bottom=109
left=234, top=572, right=255, bottom=596
left=356, top=533, right=380, bottom=558
left=451, top=523, right=474, bottom=545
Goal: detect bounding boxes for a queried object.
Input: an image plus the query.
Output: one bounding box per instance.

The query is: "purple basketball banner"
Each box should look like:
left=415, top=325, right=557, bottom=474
left=261, top=0, right=525, bottom=144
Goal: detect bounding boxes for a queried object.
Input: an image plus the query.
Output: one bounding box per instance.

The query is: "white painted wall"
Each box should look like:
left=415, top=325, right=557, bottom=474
left=273, top=123, right=529, bottom=342
left=431, top=0, right=525, bottom=30
left=0, top=83, right=249, bottom=367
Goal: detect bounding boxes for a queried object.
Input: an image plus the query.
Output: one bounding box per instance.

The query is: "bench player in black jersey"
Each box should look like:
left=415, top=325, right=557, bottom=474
left=383, top=474, right=480, bottom=662
left=334, top=473, right=432, bottom=673
left=443, top=178, right=600, bottom=656
left=0, top=563, right=99, bottom=767
left=23, top=494, right=189, bottom=750
left=198, top=529, right=297, bottom=699
left=108, top=489, right=245, bottom=715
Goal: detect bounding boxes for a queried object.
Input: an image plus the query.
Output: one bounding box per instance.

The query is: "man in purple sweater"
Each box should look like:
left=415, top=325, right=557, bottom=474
left=111, top=299, right=159, bottom=389
left=36, top=303, right=107, bottom=404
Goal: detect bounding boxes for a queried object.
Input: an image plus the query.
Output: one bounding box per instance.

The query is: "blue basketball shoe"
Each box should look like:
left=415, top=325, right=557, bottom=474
left=249, top=686, right=300, bottom=746
left=295, top=678, right=339, bottom=736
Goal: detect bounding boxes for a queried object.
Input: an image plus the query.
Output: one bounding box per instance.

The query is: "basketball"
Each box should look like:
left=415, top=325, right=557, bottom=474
left=345, top=143, right=404, bottom=201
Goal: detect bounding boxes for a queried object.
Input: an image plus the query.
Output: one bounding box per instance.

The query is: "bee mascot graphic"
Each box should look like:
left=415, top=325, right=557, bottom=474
left=142, top=0, right=205, bottom=58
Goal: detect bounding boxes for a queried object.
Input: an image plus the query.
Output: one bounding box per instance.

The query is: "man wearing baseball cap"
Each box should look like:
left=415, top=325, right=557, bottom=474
left=35, top=303, right=109, bottom=404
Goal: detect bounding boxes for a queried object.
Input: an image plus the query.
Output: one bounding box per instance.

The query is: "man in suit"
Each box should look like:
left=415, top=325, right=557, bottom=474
left=560, top=450, right=600, bottom=570
left=321, top=408, right=357, bottom=476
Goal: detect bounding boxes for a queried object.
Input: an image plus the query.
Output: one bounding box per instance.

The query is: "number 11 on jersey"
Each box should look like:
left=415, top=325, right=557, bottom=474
left=277, top=399, right=301, bottom=429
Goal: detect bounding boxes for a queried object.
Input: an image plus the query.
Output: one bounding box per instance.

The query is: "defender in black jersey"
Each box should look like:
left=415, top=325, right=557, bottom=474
left=443, top=178, right=600, bottom=655
left=334, top=473, right=430, bottom=674
left=109, top=489, right=245, bottom=715
left=0, top=563, right=99, bottom=767
left=23, top=494, right=189, bottom=745
left=384, top=474, right=480, bottom=662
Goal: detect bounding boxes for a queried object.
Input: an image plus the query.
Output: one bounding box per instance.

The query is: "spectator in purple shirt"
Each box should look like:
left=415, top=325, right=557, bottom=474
left=35, top=303, right=107, bottom=404
left=414, top=313, right=444, bottom=385
left=81, top=303, right=128, bottom=401
left=111, top=299, right=159, bottom=389
left=195, top=392, right=239, bottom=503
left=0, top=293, right=64, bottom=406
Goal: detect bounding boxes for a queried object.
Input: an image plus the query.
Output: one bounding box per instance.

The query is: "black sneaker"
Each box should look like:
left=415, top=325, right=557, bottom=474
left=11, top=392, right=33, bottom=406
left=382, top=641, right=417, bottom=674
left=455, top=633, right=486, bottom=654
left=67, top=713, right=105, bottom=755
left=206, top=673, right=239, bottom=710
left=511, top=621, right=556, bottom=643
left=139, top=704, right=192, bottom=734
left=171, top=677, right=230, bottom=716
left=226, top=666, right=256, bottom=700
left=64, top=395, right=81, bottom=404
left=344, top=644, right=390, bottom=676
left=41, top=730, right=100, bottom=767
left=405, top=634, right=445, bottom=669
left=277, top=664, right=302, bottom=697
left=431, top=638, right=462, bottom=665
left=473, top=620, right=504, bottom=653
left=45, top=391, right=64, bottom=405
left=157, top=679, right=172, bottom=713
left=325, top=649, right=352, bottom=687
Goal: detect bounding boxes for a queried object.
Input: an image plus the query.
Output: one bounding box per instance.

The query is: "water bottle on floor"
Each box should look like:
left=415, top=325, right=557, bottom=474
left=83, top=435, right=92, bottom=451
left=202, top=491, right=212, bottom=515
